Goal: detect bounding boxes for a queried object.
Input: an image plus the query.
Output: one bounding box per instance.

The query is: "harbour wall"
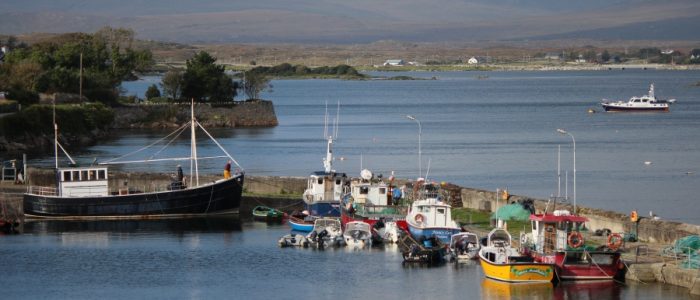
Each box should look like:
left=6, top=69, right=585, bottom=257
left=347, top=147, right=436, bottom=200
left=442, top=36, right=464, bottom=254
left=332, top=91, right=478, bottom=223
left=627, top=263, right=700, bottom=295
left=6, top=169, right=700, bottom=243
left=460, top=188, right=700, bottom=244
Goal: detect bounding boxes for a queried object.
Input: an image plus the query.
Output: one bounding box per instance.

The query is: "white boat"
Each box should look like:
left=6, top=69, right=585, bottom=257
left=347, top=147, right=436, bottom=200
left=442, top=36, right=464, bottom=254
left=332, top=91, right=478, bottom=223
left=449, top=232, right=480, bottom=261
left=405, top=182, right=461, bottom=244
left=340, top=169, right=408, bottom=244
left=601, top=83, right=676, bottom=112
left=306, top=218, right=344, bottom=248
left=343, top=221, right=372, bottom=248
left=278, top=234, right=309, bottom=248
left=302, top=104, right=349, bottom=217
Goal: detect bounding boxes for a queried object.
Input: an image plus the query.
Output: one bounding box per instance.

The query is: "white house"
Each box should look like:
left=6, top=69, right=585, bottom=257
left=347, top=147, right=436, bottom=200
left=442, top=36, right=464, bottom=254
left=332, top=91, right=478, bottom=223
left=544, top=52, right=561, bottom=60
left=575, top=54, right=586, bottom=63
left=383, top=59, right=405, bottom=66
left=467, top=57, right=478, bottom=64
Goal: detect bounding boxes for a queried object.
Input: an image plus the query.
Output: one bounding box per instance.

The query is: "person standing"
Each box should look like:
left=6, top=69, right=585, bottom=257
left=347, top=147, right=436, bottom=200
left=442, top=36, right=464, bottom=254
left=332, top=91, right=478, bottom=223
left=224, top=160, right=232, bottom=179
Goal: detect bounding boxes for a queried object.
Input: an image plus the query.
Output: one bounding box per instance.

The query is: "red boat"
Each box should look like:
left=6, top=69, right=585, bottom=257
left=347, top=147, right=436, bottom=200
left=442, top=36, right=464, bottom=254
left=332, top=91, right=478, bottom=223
left=524, top=211, right=623, bottom=280
left=339, top=170, right=409, bottom=243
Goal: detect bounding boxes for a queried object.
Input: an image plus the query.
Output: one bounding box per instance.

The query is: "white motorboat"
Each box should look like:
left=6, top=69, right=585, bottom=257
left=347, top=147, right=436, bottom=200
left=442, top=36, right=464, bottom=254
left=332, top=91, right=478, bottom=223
left=449, top=232, right=480, bottom=261
left=601, top=83, right=676, bottom=112
left=343, top=221, right=372, bottom=248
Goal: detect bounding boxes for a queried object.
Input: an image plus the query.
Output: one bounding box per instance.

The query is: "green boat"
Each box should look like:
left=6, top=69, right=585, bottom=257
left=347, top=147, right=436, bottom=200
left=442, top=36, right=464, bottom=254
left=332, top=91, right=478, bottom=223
left=252, top=206, right=287, bottom=222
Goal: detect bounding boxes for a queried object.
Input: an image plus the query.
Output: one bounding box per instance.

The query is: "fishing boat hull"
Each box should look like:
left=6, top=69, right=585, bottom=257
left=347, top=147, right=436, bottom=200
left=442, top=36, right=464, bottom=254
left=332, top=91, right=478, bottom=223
left=23, top=175, right=244, bottom=218
left=534, top=251, right=622, bottom=280
left=407, top=224, right=461, bottom=244
left=479, top=254, right=555, bottom=283
left=288, top=217, right=314, bottom=232
left=305, top=201, right=340, bottom=217
left=252, top=205, right=286, bottom=222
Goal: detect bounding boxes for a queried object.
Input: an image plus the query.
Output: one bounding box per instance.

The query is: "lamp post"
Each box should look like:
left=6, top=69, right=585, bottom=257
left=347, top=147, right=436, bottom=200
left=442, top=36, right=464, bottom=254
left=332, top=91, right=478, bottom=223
left=557, top=129, right=576, bottom=214
left=405, top=115, right=422, bottom=178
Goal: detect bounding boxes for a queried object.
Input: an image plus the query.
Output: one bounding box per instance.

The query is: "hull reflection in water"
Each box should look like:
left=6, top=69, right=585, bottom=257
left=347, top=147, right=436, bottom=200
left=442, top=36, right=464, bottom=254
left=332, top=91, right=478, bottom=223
left=553, top=281, right=621, bottom=300
left=23, top=215, right=242, bottom=234
left=481, top=278, right=553, bottom=299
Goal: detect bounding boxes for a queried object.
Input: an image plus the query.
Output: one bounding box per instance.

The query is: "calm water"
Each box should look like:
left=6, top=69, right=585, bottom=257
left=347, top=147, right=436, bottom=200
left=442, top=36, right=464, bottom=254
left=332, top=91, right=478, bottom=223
left=34, top=70, right=700, bottom=223
left=0, top=218, right=695, bottom=299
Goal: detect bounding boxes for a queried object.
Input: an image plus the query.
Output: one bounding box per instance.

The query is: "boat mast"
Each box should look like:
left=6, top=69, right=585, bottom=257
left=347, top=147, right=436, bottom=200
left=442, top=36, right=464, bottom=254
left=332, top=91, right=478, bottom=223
left=53, top=100, right=58, bottom=170
left=190, top=99, right=199, bottom=187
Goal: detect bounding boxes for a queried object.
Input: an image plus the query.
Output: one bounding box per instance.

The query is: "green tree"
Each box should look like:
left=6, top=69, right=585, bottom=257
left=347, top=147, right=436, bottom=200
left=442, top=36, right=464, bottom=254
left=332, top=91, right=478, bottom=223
left=160, top=70, right=184, bottom=101
left=181, top=51, right=235, bottom=102
left=243, top=71, right=270, bottom=100
left=145, top=84, right=161, bottom=100
left=601, top=50, right=611, bottom=62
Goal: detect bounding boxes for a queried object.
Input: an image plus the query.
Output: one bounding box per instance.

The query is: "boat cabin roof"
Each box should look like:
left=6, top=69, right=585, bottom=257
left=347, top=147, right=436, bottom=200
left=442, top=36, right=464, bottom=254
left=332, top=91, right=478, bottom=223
left=310, top=171, right=347, bottom=177
left=529, top=214, right=588, bottom=224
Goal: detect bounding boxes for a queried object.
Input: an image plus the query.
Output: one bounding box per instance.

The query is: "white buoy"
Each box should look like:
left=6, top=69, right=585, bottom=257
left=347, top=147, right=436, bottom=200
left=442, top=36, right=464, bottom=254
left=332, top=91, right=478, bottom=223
left=644, top=161, right=652, bottom=165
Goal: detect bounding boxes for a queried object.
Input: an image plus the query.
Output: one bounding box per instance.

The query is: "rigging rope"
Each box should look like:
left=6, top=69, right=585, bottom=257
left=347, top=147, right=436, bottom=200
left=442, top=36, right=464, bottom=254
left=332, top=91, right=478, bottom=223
left=100, top=122, right=190, bottom=164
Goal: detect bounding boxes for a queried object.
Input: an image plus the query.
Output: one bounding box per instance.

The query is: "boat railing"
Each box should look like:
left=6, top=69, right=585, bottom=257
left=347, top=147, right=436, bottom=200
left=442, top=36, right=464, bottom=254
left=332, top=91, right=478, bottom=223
left=356, top=204, right=408, bottom=217
left=27, top=186, right=57, bottom=196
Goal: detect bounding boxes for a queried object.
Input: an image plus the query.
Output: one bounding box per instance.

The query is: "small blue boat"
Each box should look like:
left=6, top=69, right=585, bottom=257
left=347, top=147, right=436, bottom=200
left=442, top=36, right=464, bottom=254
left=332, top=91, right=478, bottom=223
left=288, top=211, right=315, bottom=232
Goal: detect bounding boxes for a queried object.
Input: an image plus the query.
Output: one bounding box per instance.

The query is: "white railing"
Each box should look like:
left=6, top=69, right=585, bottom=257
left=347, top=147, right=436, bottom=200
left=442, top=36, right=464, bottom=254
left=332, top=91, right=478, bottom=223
left=27, top=186, right=57, bottom=196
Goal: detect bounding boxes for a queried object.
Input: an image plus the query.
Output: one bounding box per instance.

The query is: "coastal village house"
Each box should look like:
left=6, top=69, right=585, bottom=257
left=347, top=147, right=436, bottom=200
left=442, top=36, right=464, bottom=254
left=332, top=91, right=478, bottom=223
left=383, top=59, right=405, bottom=66
left=544, top=52, right=561, bottom=60
left=467, top=57, right=479, bottom=64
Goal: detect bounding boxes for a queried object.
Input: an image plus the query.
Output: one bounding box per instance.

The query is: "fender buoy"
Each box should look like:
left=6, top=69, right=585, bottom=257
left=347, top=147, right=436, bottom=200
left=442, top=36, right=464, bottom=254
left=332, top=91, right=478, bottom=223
left=414, top=214, right=425, bottom=223
left=607, top=233, right=623, bottom=250
left=567, top=231, right=584, bottom=248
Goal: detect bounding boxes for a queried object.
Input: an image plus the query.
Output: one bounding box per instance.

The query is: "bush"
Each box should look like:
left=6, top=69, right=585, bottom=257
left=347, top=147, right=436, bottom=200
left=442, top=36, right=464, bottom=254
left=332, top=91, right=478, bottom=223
left=145, top=84, right=161, bottom=99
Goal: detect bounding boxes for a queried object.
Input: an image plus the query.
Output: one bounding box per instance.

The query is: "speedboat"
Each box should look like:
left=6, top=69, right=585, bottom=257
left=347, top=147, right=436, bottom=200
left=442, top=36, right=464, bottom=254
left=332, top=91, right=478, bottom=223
left=449, top=232, right=480, bottom=261
left=343, top=221, right=372, bottom=248
left=478, top=228, right=555, bottom=283
left=601, top=83, right=676, bottom=112
left=306, top=218, right=344, bottom=249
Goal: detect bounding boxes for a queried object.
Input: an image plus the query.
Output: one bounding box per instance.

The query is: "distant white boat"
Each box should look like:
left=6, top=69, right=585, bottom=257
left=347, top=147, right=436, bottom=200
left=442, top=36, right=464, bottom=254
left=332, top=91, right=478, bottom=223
left=601, top=83, right=676, bottom=112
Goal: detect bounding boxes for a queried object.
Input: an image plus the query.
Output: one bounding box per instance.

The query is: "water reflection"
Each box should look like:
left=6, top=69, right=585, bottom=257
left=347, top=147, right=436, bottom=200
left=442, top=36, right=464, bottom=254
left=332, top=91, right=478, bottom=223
left=24, top=215, right=242, bottom=235
left=481, top=279, right=553, bottom=299
left=553, top=281, right=621, bottom=300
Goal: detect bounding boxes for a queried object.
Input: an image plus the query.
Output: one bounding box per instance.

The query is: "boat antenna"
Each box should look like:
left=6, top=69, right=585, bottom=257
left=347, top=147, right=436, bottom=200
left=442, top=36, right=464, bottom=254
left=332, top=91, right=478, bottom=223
left=334, top=101, right=340, bottom=138
left=649, top=83, right=654, bottom=98
left=190, top=98, right=199, bottom=187
left=424, top=158, right=431, bottom=182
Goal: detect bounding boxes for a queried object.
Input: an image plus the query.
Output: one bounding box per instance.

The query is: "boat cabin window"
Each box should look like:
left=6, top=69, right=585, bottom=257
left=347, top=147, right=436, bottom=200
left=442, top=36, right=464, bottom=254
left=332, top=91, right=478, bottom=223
left=89, top=170, right=95, bottom=180
left=335, top=179, right=341, bottom=185
left=437, top=208, right=445, bottom=215
left=419, top=206, right=431, bottom=213
left=81, top=170, right=88, bottom=181
left=531, top=221, right=536, bottom=231
left=72, top=171, right=79, bottom=181
left=360, top=186, right=369, bottom=194
left=557, top=221, right=569, bottom=231
left=98, top=170, right=106, bottom=180
left=379, top=187, right=386, bottom=195
left=317, top=178, right=323, bottom=185
left=633, top=99, right=641, bottom=103
left=63, top=171, right=72, bottom=181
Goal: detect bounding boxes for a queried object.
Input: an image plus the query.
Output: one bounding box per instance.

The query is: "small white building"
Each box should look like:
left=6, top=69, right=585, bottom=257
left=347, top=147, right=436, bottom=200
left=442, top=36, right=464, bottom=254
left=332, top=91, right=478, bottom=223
left=544, top=52, right=561, bottom=60
left=467, top=57, right=479, bottom=64
left=383, top=59, right=405, bottom=66
left=575, top=54, right=586, bottom=63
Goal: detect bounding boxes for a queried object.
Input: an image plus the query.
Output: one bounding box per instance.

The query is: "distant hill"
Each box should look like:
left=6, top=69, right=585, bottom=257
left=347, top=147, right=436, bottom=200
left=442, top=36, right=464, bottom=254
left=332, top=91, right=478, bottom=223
left=1, top=0, right=699, bottom=43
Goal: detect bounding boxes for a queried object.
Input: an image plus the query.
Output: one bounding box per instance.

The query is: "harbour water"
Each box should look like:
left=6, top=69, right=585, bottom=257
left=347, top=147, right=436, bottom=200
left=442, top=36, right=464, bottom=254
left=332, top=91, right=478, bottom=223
left=66, top=70, right=700, bottom=224
left=0, top=218, right=695, bottom=299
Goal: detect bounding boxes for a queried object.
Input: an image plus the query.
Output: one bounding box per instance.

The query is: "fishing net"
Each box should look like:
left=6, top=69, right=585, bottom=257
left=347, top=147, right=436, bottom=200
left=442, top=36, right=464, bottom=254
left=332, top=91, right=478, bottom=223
left=491, top=203, right=531, bottom=221
left=673, top=235, right=700, bottom=269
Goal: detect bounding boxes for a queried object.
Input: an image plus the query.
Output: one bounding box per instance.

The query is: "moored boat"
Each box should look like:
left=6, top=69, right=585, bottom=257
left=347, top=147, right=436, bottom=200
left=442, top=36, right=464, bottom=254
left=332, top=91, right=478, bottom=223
left=601, top=83, right=676, bottom=112
left=23, top=101, right=244, bottom=218
left=479, top=228, right=555, bottom=283
left=405, top=181, right=460, bottom=244
left=287, top=210, right=316, bottom=232
left=252, top=205, right=287, bottom=222
left=343, top=221, right=372, bottom=248
left=278, top=233, right=309, bottom=248
left=449, top=232, right=480, bottom=261
left=523, top=210, right=623, bottom=280
left=340, top=169, right=409, bottom=243
left=306, top=217, right=344, bottom=248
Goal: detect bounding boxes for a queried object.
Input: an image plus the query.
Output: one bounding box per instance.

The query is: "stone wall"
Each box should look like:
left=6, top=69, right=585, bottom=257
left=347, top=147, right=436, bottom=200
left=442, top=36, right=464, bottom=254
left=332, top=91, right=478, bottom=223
left=460, top=187, right=700, bottom=244
left=111, top=100, right=278, bottom=129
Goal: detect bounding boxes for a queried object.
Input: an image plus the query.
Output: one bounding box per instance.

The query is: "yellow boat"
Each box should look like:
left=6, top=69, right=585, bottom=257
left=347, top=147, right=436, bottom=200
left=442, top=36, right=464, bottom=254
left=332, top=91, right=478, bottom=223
left=478, top=228, right=554, bottom=283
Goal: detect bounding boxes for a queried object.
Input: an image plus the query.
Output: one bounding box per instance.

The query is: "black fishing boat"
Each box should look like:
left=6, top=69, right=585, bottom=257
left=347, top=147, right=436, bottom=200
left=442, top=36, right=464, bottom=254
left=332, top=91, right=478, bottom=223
left=23, top=101, right=245, bottom=218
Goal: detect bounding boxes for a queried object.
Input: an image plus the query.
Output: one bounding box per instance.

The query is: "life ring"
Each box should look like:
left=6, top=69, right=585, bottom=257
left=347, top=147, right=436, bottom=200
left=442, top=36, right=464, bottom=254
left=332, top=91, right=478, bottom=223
left=607, top=233, right=623, bottom=250
left=414, top=214, right=425, bottom=223
left=567, top=231, right=584, bottom=248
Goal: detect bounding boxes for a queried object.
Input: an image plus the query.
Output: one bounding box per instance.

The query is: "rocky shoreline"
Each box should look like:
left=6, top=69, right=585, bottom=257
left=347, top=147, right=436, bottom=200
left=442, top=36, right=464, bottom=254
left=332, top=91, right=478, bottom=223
left=0, top=100, right=278, bottom=155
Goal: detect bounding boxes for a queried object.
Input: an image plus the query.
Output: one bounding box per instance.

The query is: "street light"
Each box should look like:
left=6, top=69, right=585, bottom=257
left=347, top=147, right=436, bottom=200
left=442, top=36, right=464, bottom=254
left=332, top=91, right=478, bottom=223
left=405, top=115, right=422, bottom=178
left=557, top=128, right=576, bottom=214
